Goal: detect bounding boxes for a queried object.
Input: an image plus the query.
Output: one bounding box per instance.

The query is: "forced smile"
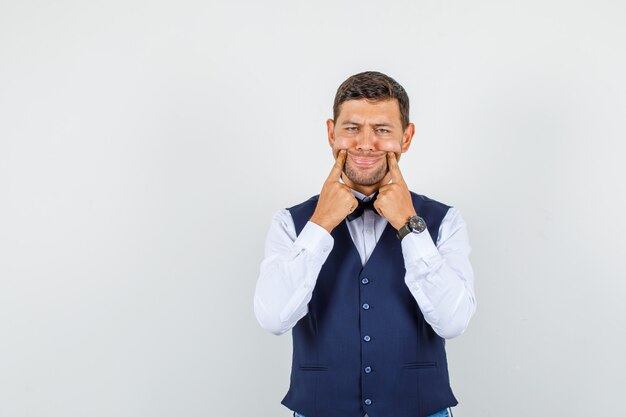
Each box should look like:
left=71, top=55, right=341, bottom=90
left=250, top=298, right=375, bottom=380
left=348, top=154, right=384, bottom=168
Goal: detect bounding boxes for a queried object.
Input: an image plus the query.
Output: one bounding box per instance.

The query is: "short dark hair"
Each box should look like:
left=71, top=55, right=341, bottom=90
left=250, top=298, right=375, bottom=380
left=333, top=71, right=410, bottom=130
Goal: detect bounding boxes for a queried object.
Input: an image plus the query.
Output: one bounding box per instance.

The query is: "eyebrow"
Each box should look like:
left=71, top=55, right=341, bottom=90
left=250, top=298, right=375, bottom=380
left=341, top=120, right=393, bottom=128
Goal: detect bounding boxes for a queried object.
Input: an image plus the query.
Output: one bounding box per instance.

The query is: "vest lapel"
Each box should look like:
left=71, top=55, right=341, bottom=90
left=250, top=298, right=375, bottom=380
left=332, top=219, right=364, bottom=270
left=335, top=218, right=399, bottom=269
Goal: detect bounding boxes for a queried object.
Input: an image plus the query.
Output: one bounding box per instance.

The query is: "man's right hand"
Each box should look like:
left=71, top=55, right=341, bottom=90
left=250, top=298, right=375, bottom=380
left=309, top=150, right=358, bottom=233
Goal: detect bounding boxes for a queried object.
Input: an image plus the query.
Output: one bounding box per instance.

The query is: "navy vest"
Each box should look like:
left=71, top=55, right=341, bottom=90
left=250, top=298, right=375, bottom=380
left=281, top=192, right=458, bottom=417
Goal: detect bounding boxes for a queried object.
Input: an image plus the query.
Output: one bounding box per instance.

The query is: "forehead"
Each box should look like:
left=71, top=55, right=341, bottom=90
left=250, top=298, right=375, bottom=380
left=336, top=98, right=402, bottom=125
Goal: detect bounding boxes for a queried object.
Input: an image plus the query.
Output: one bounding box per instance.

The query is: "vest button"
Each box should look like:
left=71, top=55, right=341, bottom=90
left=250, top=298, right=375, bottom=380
left=364, top=399, right=372, bottom=406
left=364, top=366, right=372, bottom=373
left=362, top=303, right=370, bottom=310
left=361, top=278, right=369, bottom=284
left=363, top=335, right=371, bottom=342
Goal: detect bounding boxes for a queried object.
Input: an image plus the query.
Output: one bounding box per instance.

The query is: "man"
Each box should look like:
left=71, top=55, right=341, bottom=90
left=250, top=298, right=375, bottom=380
left=254, top=71, right=476, bottom=417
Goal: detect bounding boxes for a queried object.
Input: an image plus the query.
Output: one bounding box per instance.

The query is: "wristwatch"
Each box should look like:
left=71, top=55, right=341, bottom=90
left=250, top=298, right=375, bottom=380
left=396, top=215, right=427, bottom=240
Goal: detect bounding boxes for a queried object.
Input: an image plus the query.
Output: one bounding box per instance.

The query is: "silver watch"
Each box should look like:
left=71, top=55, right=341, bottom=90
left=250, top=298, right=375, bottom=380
left=396, top=215, right=426, bottom=240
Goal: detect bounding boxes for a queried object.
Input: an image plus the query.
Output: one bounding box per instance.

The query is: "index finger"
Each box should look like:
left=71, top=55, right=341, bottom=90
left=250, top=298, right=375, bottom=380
left=326, top=149, right=347, bottom=182
left=387, top=152, right=405, bottom=183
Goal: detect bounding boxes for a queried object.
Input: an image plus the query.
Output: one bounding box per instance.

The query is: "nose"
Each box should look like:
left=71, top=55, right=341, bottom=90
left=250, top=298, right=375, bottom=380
left=355, top=128, right=375, bottom=150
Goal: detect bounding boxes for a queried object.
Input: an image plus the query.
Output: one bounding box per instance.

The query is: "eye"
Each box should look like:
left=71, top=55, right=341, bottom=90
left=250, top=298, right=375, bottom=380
left=376, top=128, right=390, bottom=134
left=346, top=126, right=358, bottom=132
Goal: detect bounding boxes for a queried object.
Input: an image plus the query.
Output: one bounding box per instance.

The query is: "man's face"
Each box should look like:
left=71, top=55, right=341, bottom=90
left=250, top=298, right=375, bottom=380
left=327, top=98, right=414, bottom=188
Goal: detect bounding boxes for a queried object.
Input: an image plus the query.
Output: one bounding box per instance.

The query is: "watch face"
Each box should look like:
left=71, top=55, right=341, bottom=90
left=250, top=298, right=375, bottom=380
left=409, top=216, right=426, bottom=233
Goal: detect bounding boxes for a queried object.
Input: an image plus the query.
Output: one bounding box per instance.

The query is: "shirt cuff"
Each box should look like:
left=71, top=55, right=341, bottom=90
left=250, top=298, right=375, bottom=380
left=294, top=221, right=334, bottom=260
left=401, top=229, right=441, bottom=272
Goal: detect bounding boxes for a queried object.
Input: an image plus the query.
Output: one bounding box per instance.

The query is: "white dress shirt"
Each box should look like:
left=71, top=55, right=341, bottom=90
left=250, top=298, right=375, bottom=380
left=254, top=189, right=476, bottom=339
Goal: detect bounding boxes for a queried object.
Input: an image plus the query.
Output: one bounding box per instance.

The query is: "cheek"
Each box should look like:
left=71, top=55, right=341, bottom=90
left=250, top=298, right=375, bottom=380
left=375, top=140, right=402, bottom=152
left=332, top=136, right=356, bottom=150
left=333, top=136, right=402, bottom=152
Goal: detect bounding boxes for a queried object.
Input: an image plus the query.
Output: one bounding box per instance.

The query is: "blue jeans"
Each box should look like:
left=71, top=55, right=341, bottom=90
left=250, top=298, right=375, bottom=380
left=294, top=409, right=450, bottom=417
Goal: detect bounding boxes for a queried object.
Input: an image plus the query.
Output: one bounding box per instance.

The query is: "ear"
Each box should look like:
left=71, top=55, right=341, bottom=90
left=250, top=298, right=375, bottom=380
left=326, top=118, right=336, bottom=149
left=400, top=122, right=415, bottom=153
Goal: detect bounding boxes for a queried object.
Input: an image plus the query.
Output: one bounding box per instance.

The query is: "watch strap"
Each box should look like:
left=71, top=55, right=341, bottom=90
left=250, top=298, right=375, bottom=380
left=396, top=223, right=412, bottom=240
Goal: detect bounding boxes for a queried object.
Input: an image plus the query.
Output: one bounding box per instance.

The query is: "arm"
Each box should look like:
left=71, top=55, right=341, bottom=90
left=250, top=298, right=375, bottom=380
left=375, top=153, right=476, bottom=339
left=402, top=207, right=477, bottom=339
left=253, top=209, right=334, bottom=335
left=255, top=151, right=356, bottom=335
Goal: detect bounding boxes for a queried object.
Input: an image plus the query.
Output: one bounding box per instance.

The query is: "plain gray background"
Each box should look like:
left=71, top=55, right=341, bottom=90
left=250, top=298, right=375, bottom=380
left=1, top=1, right=625, bottom=416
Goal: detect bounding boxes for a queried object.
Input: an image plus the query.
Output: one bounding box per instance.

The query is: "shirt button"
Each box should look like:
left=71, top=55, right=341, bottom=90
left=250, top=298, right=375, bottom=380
left=362, top=303, right=370, bottom=310
left=363, top=335, right=371, bottom=342
left=364, top=366, right=372, bottom=373
left=361, top=278, right=369, bottom=285
left=364, top=399, right=372, bottom=406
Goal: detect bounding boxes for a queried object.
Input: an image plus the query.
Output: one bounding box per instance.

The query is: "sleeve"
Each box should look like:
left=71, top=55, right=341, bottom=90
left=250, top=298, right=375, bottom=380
left=253, top=209, right=334, bottom=335
left=401, top=207, right=477, bottom=339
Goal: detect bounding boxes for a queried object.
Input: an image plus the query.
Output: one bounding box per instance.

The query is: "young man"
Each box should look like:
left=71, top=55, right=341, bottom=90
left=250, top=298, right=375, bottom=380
left=254, top=71, right=476, bottom=417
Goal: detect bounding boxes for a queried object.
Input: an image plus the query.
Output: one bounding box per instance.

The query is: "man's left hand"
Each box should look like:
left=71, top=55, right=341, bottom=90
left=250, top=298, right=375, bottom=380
left=374, top=152, right=417, bottom=230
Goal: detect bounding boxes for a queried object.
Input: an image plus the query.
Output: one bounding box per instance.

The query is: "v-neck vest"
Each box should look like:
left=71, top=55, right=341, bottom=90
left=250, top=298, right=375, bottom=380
left=282, top=192, right=458, bottom=417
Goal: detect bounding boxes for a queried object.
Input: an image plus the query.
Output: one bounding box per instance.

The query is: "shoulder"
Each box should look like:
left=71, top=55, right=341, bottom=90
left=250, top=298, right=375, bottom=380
left=286, top=195, right=320, bottom=236
left=409, top=191, right=452, bottom=212
left=287, top=194, right=320, bottom=212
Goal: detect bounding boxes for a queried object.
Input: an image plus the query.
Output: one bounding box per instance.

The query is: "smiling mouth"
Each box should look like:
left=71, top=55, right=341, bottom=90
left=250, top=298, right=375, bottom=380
left=349, top=155, right=384, bottom=167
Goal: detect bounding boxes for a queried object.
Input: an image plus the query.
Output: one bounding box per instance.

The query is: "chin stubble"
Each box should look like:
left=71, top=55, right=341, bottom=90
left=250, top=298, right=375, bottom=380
left=344, top=159, right=388, bottom=186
